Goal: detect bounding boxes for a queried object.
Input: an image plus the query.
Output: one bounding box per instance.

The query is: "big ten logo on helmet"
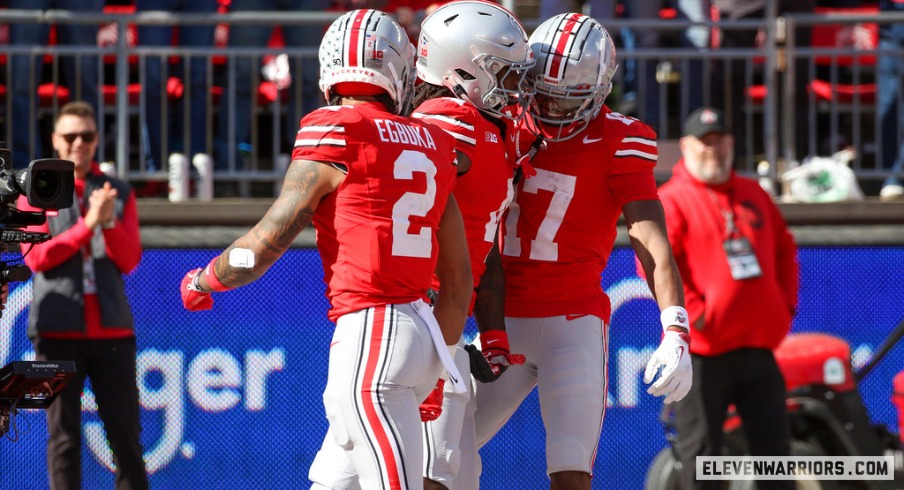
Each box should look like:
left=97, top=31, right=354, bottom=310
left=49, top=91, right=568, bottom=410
left=420, top=38, right=429, bottom=58
left=0, top=282, right=287, bottom=475
left=365, top=36, right=384, bottom=67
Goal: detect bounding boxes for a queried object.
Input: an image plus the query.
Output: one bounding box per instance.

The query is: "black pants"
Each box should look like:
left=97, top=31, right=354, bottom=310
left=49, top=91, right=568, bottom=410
left=673, top=349, right=792, bottom=490
left=34, top=337, right=149, bottom=490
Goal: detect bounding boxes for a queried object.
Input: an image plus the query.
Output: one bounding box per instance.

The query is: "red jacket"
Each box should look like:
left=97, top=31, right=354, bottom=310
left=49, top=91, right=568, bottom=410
left=656, top=160, right=798, bottom=356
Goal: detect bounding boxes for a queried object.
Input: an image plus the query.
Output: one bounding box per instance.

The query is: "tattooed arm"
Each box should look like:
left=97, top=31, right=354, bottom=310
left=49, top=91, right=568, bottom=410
left=195, top=159, right=345, bottom=291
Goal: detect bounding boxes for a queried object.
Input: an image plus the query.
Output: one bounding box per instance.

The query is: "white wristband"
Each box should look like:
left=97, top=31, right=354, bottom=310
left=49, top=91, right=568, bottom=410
left=660, top=306, right=689, bottom=332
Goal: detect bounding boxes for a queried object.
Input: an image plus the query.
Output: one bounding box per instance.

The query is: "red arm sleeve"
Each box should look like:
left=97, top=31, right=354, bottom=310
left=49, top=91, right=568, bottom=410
left=102, top=192, right=142, bottom=274
left=18, top=200, right=94, bottom=273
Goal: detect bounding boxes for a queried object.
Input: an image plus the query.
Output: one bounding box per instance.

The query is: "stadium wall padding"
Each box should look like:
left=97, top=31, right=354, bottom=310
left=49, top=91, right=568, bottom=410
left=0, top=246, right=902, bottom=489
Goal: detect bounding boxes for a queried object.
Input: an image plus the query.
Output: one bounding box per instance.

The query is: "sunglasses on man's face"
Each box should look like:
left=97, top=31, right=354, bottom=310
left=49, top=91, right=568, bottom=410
left=60, top=131, right=97, bottom=144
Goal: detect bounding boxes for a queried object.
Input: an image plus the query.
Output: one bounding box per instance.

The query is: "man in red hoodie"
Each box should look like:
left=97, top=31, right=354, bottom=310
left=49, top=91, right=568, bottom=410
left=657, top=107, right=799, bottom=490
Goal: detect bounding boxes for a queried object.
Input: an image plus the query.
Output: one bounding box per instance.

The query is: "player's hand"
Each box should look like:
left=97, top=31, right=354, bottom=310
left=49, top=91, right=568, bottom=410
left=419, top=378, right=445, bottom=422
left=465, top=330, right=526, bottom=383
left=180, top=268, right=213, bottom=311
left=645, top=330, right=692, bottom=404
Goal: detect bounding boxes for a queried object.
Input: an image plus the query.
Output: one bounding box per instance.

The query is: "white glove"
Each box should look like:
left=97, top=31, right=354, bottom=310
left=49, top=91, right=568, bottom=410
left=644, top=330, right=692, bottom=404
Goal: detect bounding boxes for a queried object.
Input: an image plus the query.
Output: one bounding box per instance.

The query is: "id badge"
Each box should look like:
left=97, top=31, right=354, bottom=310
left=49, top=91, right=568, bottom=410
left=723, top=237, right=762, bottom=280
left=82, top=248, right=97, bottom=294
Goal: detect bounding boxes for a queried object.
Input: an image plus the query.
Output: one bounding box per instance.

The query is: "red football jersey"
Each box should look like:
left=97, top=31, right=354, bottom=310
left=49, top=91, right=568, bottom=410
left=413, top=97, right=515, bottom=296
left=291, top=103, right=459, bottom=321
left=501, top=107, right=660, bottom=320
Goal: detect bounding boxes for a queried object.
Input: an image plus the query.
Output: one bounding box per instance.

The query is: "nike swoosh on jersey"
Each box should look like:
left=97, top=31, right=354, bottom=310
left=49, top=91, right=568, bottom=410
left=583, top=135, right=602, bottom=144
left=485, top=339, right=500, bottom=345
left=565, top=313, right=588, bottom=321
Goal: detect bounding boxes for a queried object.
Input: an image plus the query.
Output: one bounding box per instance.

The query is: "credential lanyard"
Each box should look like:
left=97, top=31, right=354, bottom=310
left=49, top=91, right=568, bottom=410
left=707, top=188, right=763, bottom=280
left=706, top=188, right=739, bottom=239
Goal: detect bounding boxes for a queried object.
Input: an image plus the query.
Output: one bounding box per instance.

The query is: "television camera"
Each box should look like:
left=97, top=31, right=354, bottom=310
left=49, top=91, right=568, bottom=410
left=0, top=146, right=75, bottom=438
left=0, top=146, right=75, bottom=282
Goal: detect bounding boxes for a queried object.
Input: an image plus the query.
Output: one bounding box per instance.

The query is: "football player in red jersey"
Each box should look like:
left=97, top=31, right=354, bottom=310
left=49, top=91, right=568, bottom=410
left=178, top=10, right=472, bottom=490
left=410, top=2, right=535, bottom=489
left=457, top=14, right=693, bottom=489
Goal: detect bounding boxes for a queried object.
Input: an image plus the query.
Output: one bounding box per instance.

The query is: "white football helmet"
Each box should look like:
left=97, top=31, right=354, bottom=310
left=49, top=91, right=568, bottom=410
left=417, top=1, right=534, bottom=118
left=319, top=9, right=416, bottom=115
left=527, top=13, right=618, bottom=141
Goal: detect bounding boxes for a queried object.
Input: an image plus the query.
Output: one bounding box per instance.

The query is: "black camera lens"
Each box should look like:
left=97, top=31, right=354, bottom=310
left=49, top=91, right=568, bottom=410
left=31, top=170, right=62, bottom=201
left=22, top=159, right=75, bottom=210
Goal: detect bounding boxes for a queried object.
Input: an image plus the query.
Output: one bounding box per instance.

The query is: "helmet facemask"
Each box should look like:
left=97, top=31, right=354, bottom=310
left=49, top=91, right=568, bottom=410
left=525, top=13, right=619, bottom=141
left=529, top=72, right=614, bottom=141
left=416, top=1, right=534, bottom=121
left=470, top=53, right=535, bottom=120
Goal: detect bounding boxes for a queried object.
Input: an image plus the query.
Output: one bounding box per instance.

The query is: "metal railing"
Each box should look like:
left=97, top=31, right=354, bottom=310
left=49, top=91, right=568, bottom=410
left=0, top=8, right=900, bottom=197
left=783, top=10, right=904, bottom=183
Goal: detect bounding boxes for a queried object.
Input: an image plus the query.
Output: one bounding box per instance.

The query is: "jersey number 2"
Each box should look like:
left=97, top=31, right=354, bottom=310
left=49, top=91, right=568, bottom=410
left=502, top=168, right=576, bottom=261
left=392, top=150, right=438, bottom=258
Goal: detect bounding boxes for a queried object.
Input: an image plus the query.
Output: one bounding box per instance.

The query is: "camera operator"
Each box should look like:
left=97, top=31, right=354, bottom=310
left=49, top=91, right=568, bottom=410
left=16, top=101, right=148, bottom=489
